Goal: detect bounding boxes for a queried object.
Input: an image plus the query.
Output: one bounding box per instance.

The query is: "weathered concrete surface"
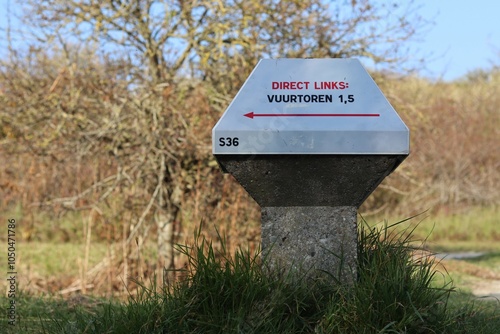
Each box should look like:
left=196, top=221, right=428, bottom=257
left=215, top=154, right=406, bottom=207
left=261, top=206, right=357, bottom=284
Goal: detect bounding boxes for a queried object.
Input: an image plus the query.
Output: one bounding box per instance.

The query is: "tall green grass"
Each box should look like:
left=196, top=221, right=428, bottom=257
left=38, top=220, right=499, bottom=333
left=319, top=218, right=453, bottom=333
left=370, top=206, right=500, bottom=252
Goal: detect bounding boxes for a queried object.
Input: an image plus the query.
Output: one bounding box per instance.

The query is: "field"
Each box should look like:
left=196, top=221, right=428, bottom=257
left=1, top=213, right=500, bottom=333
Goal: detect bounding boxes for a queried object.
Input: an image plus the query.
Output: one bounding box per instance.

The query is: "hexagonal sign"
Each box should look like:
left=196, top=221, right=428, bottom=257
left=212, top=58, right=409, bottom=155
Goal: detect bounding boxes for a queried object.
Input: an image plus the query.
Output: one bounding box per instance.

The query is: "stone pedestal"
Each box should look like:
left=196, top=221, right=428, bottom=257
left=261, top=206, right=357, bottom=284
left=215, top=154, right=406, bottom=285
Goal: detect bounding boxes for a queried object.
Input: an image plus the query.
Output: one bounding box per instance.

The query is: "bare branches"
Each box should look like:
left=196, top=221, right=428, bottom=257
left=18, top=0, right=426, bottom=85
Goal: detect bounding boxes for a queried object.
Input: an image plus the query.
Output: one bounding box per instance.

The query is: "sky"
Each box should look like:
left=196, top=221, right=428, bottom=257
left=413, top=0, right=500, bottom=80
left=0, top=1, right=499, bottom=82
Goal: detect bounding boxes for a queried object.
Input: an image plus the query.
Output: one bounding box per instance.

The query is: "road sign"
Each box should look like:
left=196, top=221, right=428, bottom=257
left=212, top=58, right=409, bottom=155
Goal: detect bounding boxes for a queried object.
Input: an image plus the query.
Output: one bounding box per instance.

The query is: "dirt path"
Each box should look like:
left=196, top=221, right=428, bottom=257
left=471, top=280, right=500, bottom=300
left=437, top=253, right=500, bottom=300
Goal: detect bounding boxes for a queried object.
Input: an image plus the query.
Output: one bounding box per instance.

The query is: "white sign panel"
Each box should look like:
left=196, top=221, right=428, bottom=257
left=212, top=59, right=409, bottom=154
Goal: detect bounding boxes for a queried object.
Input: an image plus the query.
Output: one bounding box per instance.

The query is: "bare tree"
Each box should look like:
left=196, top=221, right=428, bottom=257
left=20, top=0, right=424, bottom=86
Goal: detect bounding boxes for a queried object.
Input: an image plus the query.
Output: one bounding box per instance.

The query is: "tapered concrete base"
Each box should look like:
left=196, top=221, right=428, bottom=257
left=261, top=206, right=357, bottom=285
left=215, top=155, right=406, bottom=207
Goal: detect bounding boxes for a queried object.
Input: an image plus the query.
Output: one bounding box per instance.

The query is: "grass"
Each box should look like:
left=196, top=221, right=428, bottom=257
left=369, top=206, right=500, bottom=252
left=1, top=292, right=108, bottom=333
left=17, top=243, right=109, bottom=277
left=2, top=210, right=500, bottom=333
left=445, top=292, right=500, bottom=333
left=0, top=204, right=88, bottom=243
left=1, top=205, right=497, bottom=295
left=17, top=219, right=497, bottom=333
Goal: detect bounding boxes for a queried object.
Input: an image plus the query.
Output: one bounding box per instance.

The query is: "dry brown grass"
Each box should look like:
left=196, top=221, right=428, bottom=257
left=362, top=72, right=500, bottom=217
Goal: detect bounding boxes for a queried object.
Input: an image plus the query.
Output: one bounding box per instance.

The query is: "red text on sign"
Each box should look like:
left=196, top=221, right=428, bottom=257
left=272, top=81, right=310, bottom=89
left=272, top=81, right=350, bottom=90
left=314, top=81, right=349, bottom=89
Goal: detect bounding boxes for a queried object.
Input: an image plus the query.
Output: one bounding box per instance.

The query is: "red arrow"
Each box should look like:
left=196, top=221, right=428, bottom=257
left=244, top=112, right=380, bottom=119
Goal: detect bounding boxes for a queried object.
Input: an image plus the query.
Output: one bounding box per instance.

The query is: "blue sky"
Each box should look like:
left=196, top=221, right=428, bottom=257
left=414, top=0, right=500, bottom=80
left=1, top=1, right=498, bottom=81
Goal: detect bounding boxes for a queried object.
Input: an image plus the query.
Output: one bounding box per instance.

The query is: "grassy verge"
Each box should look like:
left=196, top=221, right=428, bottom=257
left=25, top=220, right=499, bottom=333
left=368, top=206, right=500, bottom=252
left=1, top=292, right=108, bottom=333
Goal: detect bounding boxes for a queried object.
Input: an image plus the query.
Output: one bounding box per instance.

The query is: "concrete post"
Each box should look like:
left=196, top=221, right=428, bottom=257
left=261, top=206, right=357, bottom=284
